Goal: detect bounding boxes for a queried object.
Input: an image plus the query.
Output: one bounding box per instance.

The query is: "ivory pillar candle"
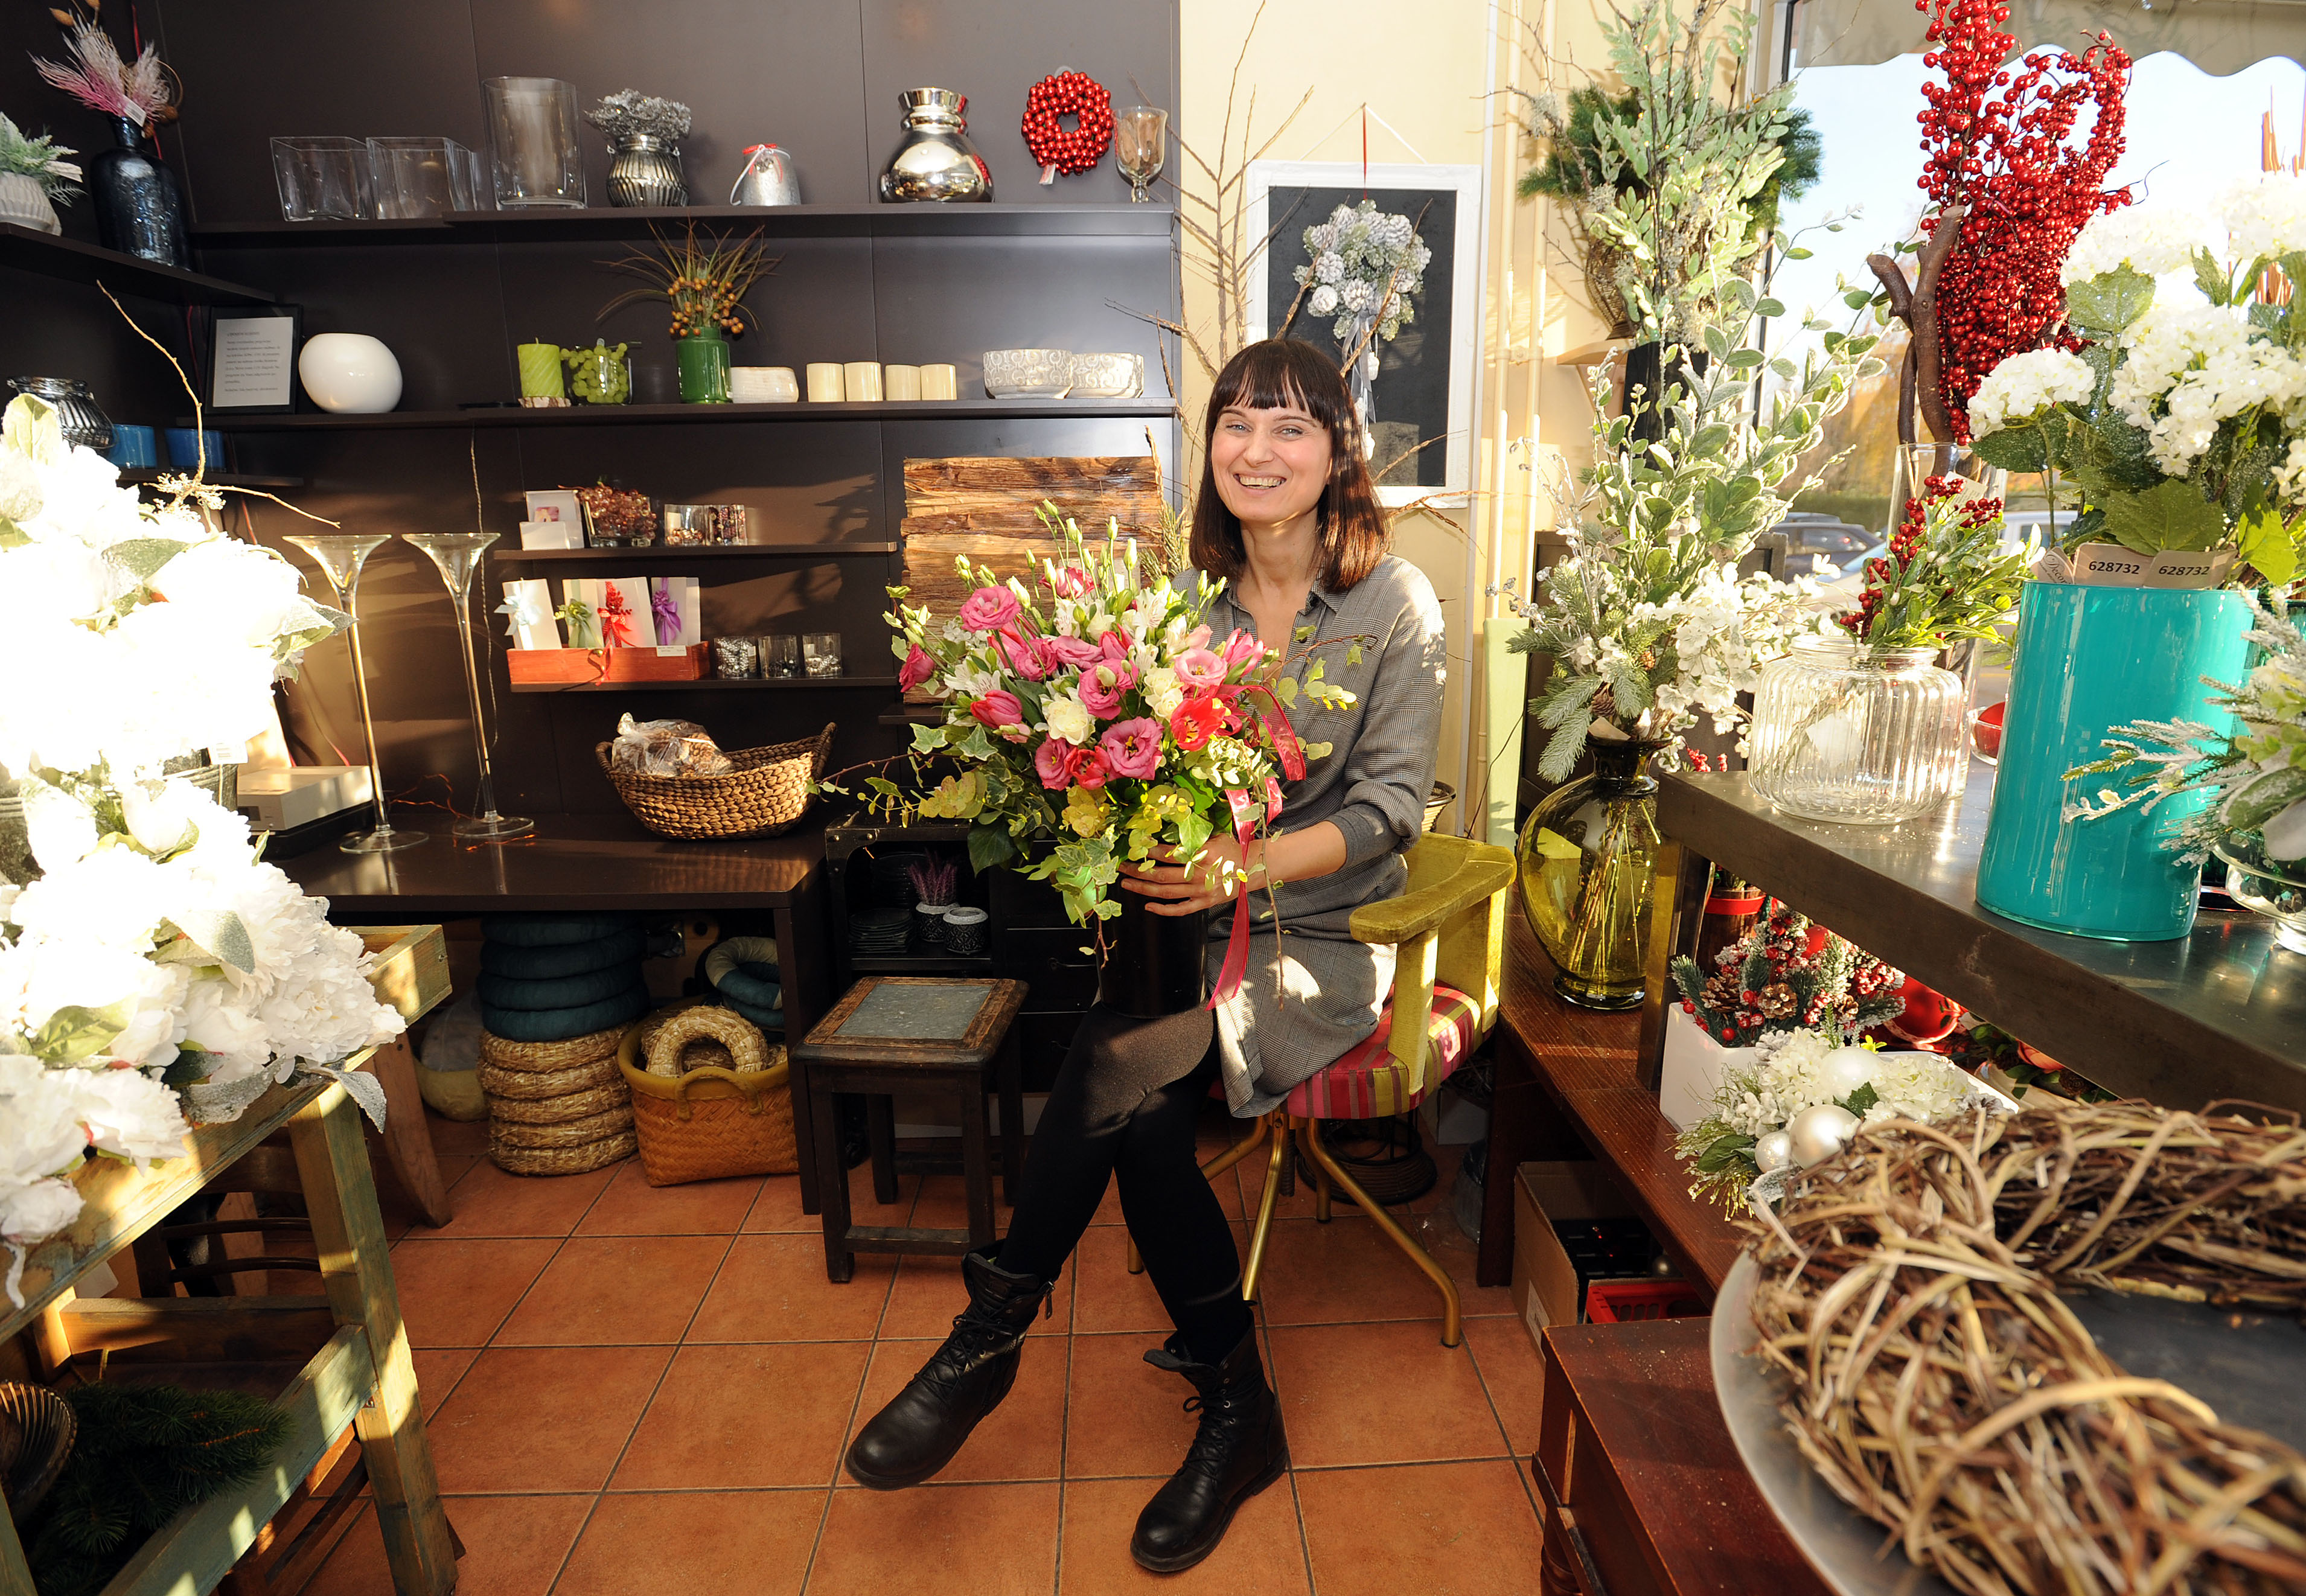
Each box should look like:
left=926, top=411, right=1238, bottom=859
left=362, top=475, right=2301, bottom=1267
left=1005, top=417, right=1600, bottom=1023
left=805, top=362, right=845, bottom=402
left=517, top=341, right=564, bottom=400
left=919, top=362, right=959, bottom=401
left=884, top=364, right=921, bottom=401
left=843, top=362, right=883, bottom=401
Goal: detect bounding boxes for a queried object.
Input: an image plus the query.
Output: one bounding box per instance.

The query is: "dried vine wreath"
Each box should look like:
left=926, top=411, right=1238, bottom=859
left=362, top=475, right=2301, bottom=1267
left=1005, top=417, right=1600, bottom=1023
left=1746, top=1099, right=2306, bottom=1595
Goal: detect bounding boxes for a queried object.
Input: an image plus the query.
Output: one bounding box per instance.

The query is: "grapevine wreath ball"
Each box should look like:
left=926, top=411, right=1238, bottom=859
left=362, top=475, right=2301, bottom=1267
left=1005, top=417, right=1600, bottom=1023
left=1022, top=69, right=1114, bottom=182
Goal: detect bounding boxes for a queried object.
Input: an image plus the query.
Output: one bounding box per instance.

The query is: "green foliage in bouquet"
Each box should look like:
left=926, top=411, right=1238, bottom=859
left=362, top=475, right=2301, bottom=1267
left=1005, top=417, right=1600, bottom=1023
left=28, top=1382, right=291, bottom=1596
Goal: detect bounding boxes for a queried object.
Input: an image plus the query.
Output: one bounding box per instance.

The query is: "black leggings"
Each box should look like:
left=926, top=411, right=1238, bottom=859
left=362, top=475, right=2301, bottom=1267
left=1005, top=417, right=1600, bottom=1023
left=997, top=1004, right=1255, bottom=1363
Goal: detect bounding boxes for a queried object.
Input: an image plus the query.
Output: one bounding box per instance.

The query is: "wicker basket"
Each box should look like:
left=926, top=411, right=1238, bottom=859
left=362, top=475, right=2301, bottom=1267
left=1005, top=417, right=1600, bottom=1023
left=618, top=1008, right=797, bottom=1186
left=489, top=1126, right=637, bottom=1176
left=596, top=723, right=834, bottom=841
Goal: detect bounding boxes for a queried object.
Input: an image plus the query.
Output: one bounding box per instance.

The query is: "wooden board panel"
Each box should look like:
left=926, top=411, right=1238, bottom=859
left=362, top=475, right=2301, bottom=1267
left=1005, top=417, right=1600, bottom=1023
left=899, top=456, right=1163, bottom=622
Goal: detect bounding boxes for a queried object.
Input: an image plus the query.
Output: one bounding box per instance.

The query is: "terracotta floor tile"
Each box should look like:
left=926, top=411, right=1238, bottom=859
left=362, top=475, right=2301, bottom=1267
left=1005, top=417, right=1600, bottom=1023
left=1463, top=1315, right=1547, bottom=1457
left=1057, top=1475, right=1310, bottom=1595
left=1265, top=1322, right=1507, bottom=1468
left=907, top=1173, right=1016, bottom=1232
left=409, top=1347, right=477, bottom=1419
left=555, top=1489, right=823, bottom=1596
left=423, top=1109, right=491, bottom=1160
left=744, top=1167, right=916, bottom=1233
left=491, top=1234, right=729, bottom=1345
left=1239, top=1134, right=1454, bottom=1226
left=613, top=1340, right=871, bottom=1490
left=688, top=1233, right=896, bottom=1342
left=1072, top=1223, right=1250, bottom=1336
left=1252, top=1216, right=1463, bottom=1328
left=403, top=1158, right=615, bottom=1239
left=877, top=1253, right=1071, bottom=1339
left=1064, top=1332, right=1203, bottom=1479
left=387, top=1238, right=559, bottom=1348
left=427, top=1345, right=671, bottom=1493
left=1295, top=1460, right=1544, bottom=1596
left=809, top=1480, right=1059, bottom=1596
left=299, top=1493, right=594, bottom=1596
left=839, top=1334, right=1066, bottom=1484
left=1425, top=1208, right=1518, bottom=1320
left=577, top=1160, right=764, bottom=1236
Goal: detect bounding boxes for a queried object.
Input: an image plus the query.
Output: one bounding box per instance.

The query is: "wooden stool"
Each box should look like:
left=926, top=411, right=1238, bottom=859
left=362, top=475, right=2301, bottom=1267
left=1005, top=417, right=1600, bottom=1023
left=793, top=977, right=1027, bottom=1283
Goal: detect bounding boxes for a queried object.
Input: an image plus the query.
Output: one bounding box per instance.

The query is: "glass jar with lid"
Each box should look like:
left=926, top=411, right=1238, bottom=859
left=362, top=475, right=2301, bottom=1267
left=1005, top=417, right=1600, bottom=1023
left=1746, top=636, right=1968, bottom=824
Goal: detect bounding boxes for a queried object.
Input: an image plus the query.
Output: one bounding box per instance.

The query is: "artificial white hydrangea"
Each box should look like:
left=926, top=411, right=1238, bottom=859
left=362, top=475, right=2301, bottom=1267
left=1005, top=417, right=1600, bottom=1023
left=1968, top=348, right=2096, bottom=436
left=2107, top=299, right=2306, bottom=474
left=2218, top=171, right=2306, bottom=265
left=2061, top=202, right=2219, bottom=285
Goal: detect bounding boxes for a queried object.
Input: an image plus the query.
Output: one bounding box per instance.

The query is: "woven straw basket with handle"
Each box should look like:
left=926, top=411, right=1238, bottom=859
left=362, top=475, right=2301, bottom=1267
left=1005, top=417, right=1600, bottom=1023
left=618, top=1004, right=797, bottom=1185
left=596, top=722, right=833, bottom=840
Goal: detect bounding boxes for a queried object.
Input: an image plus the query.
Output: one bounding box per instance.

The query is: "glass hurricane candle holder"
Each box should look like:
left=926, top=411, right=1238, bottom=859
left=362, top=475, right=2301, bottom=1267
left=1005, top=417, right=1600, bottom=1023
left=284, top=533, right=426, bottom=854
left=403, top=531, right=533, bottom=841
left=803, top=632, right=843, bottom=677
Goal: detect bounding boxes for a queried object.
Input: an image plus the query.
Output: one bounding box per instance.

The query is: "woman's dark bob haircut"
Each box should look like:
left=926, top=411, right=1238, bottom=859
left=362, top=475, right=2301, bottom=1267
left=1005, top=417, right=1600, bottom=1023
left=1190, top=339, right=1388, bottom=593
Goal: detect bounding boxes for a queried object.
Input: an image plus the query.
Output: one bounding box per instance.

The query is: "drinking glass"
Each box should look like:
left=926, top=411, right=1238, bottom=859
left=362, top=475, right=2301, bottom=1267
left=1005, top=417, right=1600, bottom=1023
left=482, top=77, right=586, bottom=209
left=402, top=532, right=534, bottom=840
left=285, top=534, right=426, bottom=853
left=271, top=136, right=374, bottom=221
left=764, top=634, right=802, bottom=678
left=1114, top=107, right=1168, bottom=203
left=803, top=632, right=843, bottom=677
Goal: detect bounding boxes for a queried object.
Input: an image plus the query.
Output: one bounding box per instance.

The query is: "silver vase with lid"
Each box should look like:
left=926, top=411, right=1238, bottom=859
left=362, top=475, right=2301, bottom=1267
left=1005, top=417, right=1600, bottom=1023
left=879, top=89, right=992, bottom=203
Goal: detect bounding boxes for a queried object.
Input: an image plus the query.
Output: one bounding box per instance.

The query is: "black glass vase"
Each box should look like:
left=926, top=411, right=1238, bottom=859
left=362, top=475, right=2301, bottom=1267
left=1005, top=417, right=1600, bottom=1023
left=1096, top=892, right=1209, bottom=1017
left=1621, top=342, right=1710, bottom=444
left=90, top=118, right=188, bottom=268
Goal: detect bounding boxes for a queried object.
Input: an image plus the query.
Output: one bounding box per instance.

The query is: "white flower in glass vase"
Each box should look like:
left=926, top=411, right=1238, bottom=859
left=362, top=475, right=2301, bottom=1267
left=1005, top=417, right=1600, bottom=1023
left=2217, top=171, right=2306, bottom=265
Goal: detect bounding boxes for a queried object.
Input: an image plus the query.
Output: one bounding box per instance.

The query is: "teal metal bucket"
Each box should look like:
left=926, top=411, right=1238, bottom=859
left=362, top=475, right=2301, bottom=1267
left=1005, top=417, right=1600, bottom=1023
left=1976, top=582, right=2250, bottom=942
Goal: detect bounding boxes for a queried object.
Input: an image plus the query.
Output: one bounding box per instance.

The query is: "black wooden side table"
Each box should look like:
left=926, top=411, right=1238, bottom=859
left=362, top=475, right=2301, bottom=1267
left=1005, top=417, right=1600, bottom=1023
left=791, top=977, right=1029, bottom=1282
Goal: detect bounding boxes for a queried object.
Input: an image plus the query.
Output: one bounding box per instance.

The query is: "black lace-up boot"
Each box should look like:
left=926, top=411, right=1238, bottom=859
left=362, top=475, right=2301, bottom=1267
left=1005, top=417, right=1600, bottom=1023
left=1130, top=1328, right=1289, bottom=1571
left=843, top=1246, right=1053, bottom=1490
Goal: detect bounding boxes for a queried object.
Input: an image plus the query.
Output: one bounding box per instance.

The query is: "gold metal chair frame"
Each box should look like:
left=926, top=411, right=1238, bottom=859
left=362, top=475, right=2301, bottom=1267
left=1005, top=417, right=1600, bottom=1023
left=1126, top=833, right=1515, bottom=1349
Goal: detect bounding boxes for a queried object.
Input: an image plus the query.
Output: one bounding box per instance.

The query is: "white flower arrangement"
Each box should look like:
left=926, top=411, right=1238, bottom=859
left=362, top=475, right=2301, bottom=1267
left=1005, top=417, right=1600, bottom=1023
left=0, top=395, right=401, bottom=1304
left=1966, top=348, right=2094, bottom=437
left=1294, top=200, right=1431, bottom=346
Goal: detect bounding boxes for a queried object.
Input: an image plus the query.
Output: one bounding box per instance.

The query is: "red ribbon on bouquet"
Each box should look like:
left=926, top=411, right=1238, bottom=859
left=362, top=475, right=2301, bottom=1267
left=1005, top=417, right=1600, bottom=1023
left=1207, top=779, right=1285, bottom=1009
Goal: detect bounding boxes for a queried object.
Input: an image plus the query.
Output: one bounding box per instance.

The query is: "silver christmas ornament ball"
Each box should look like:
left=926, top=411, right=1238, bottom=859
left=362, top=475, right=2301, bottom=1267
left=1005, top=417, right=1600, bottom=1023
left=1786, top=1103, right=1860, bottom=1167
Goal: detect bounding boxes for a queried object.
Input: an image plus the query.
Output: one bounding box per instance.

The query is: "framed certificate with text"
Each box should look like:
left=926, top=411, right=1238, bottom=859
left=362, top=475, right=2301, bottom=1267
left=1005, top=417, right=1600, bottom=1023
left=205, top=305, right=303, bottom=413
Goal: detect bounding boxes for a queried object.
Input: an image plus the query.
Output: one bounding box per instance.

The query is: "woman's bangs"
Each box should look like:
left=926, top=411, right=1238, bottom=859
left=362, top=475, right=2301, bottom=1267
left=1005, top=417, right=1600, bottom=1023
left=1206, top=343, right=1327, bottom=429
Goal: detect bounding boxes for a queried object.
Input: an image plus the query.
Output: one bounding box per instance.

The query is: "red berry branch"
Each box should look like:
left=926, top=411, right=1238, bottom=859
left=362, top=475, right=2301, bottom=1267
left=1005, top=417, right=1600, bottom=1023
left=1867, top=0, right=2131, bottom=444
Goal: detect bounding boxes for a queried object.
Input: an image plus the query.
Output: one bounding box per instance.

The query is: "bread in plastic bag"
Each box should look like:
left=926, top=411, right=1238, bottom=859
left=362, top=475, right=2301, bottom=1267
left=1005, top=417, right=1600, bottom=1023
left=610, top=713, right=735, bottom=778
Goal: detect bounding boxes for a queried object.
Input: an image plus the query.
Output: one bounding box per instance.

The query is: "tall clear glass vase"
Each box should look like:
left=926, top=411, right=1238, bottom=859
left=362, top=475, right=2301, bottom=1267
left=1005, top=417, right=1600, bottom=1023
left=403, top=532, right=532, bottom=842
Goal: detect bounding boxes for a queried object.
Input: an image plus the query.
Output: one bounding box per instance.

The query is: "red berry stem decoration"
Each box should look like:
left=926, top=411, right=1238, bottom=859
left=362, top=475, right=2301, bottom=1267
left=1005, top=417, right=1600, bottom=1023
left=1867, top=0, right=2131, bottom=444
left=1021, top=69, right=1114, bottom=186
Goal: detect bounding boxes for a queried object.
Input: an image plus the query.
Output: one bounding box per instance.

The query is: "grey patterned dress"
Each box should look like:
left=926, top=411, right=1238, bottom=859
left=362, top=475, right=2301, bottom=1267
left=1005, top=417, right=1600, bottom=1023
left=1186, top=555, right=1449, bottom=1116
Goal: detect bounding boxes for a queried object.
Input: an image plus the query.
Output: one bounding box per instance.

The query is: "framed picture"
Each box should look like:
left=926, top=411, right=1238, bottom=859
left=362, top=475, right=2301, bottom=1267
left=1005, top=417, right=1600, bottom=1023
left=523, top=490, right=584, bottom=529
left=205, top=305, right=302, bottom=413
left=1244, top=161, right=1483, bottom=503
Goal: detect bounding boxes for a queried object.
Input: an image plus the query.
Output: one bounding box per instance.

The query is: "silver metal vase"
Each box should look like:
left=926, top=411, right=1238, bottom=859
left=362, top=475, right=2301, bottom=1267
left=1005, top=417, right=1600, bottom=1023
left=879, top=88, right=991, bottom=203
left=607, top=133, right=688, bottom=208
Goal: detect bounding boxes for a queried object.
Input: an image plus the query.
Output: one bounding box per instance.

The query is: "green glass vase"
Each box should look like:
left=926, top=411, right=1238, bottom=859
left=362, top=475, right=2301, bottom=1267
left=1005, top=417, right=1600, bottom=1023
left=676, top=334, right=730, bottom=404
left=1515, top=738, right=1666, bottom=1010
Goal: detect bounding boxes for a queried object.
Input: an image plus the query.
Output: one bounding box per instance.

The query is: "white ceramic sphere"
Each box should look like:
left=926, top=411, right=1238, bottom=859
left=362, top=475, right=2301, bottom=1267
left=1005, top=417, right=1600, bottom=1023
left=1822, top=1047, right=1879, bottom=1103
left=298, top=333, right=403, bottom=413
left=1786, top=1103, right=1860, bottom=1167
left=1752, top=1129, right=1794, bottom=1173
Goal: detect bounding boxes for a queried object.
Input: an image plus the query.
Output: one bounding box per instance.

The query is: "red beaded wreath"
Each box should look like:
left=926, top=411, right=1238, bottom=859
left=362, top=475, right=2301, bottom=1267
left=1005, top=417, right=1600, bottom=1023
left=1021, top=69, right=1114, bottom=179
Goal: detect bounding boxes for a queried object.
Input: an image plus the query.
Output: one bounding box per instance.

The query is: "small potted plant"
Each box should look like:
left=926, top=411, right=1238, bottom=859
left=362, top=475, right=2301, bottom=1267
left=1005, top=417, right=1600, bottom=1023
left=0, top=112, right=79, bottom=235
left=909, top=857, right=959, bottom=948
left=599, top=225, right=777, bottom=403
left=587, top=89, right=693, bottom=208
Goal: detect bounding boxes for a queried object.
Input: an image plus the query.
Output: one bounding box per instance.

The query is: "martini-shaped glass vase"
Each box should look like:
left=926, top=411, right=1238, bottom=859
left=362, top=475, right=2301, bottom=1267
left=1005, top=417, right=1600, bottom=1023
left=403, top=531, right=533, bottom=841
left=285, top=532, right=427, bottom=853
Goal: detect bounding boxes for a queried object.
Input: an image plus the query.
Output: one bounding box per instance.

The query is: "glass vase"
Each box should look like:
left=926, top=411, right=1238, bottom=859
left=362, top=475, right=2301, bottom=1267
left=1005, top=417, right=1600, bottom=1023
left=1747, top=637, right=1968, bottom=824
left=285, top=533, right=426, bottom=853
left=676, top=334, right=730, bottom=403
left=2217, top=836, right=2306, bottom=955
left=482, top=77, right=586, bottom=209
left=402, top=532, right=532, bottom=842
left=1888, top=440, right=2005, bottom=531
left=1515, top=739, right=1666, bottom=1011
left=90, top=117, right=189, bottom=267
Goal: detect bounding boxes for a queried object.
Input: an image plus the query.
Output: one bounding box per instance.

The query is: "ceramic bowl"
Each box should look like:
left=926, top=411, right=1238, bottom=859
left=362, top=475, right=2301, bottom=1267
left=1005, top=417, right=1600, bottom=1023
left=983, top=348, right=1072, bottom=398
left=298, top=332, right=403, bottom=413
left=1067, top=352, right=1143, bottom=398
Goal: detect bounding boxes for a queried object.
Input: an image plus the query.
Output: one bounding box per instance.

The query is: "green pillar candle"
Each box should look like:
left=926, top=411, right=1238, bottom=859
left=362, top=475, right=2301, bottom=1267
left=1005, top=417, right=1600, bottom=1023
left=517, top=342, right=565, bottom=399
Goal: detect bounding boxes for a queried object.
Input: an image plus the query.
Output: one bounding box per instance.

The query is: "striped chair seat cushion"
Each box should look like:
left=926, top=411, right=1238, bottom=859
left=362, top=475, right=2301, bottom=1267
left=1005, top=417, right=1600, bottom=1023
left=1284, top=985, right=1479, bottom=1121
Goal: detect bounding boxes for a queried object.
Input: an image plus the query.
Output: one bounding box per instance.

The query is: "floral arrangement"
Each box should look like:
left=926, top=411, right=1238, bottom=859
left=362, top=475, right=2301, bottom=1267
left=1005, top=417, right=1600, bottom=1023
left=1833, top=477, right=2029, bottom=650
left=34, top=21, right=176, bottom=127
left=0, top=395, right=401, bottom=1304
left=2067, top=592, right=2305, bottom=870
left=585, top=89, right=692, bottom=145
left=0, top=112, right=80, bottom=202
left=1493, top=281, right=1884, bottom=780
left=842, top=508, right=1352, bottom=935
left=1902, top=0, right=2129, bottom=443
left=1293, top=200, right=1429, bottom=350
left=599, top=225, right=776, bottom=342
left=1676, top=1027, right=1999, bottom=1210
left=1966, top=177, right=2306, bottom=585
left=1669, top=901, right=1905, bottom=1050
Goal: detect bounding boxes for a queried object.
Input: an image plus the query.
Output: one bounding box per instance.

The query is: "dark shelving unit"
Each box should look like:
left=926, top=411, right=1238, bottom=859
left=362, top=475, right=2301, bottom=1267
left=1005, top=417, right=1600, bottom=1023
left=188, top=203, right=1175, bottom=246
left=492, top=542, right=899, bottom=561
left=0, top=222, right=275, bottom=306
left=118, top=467, right=305, bottom=489
left=199, top=399, right=1174, bottom=432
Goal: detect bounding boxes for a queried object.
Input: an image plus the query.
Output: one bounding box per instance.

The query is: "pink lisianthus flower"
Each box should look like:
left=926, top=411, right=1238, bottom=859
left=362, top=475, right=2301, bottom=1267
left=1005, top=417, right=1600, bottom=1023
left=969, top=690, right=1024, bottom=730
left=1067, top=745, right=1112, bottom=789
left=1099, top=717, right=1162, bottom=779
left=1047, top=564, right=1093, bottom=599
left=1078, top=657, right=1138, bottom=718
left=1043, top=634, right=1103, bottom=669
left=959, top=586, right=1021, bottom=633
left=897, top=643, right=936, bottom=692
left=1174, top=647, right=1227, bottom=690
left=1221, top=630, right=1266, bottom=670
left=1033, top=736, right=1070, bottom=790
left=996, top=628, right=1050, bottom=681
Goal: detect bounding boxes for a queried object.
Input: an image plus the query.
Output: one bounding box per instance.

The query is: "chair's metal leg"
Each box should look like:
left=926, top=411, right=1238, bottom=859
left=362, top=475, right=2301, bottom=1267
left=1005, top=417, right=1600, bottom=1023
left=1241, top=1122, right=1289, bottom=1306
left=1311, top=1129, right=1333, bottom=1224
left=1131, top=1116, right=1271, bottom=1275
left=1300, top=1116, right=1463, bottom=1347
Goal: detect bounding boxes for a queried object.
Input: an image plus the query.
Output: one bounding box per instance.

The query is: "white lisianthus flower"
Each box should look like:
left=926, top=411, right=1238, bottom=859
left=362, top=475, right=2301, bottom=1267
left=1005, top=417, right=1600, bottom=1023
left=1143, top=667, right=1185, bottom=720
left=1044, top=691, right=1096, bottom=745
left=1968, top=348, right=2095, bottom=436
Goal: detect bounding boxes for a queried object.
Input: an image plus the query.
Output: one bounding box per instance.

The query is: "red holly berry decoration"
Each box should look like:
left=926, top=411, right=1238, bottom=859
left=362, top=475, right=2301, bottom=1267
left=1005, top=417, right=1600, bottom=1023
left=1021, top=70, right=1114, bottom=180
left=1914, top=0, right=2131, bottom=439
